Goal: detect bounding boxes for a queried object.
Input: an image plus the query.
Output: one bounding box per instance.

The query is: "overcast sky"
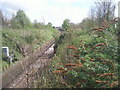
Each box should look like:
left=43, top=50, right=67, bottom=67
left=0, top=0, right=119, bottom=26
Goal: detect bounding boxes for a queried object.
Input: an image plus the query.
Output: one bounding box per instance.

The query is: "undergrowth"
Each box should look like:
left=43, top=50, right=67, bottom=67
left=34, top=21, right=119, bottom=88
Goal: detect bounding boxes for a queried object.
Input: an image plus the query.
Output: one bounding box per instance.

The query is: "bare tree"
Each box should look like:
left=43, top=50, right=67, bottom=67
left=91, top=0, right=116, bottom=26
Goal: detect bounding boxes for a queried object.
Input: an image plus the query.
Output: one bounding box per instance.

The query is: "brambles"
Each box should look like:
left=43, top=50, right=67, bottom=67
left=95, top=80, right=110, bottom=83
left=96, top=73, right=114, bottom=77
left=92, top=18, right=118, bottom=35
left=64, top=63, right=83, bottom=69
left=33, top=18, right=118, bottom=88
left=107, top=81, right=118, bottom=88
left=92, top=19, right=109, bottom=32
left=66, top=45, right=77, bottom=50
left=49, top=21, right=118, bottom=88
left=53, top=70, right=68, bottom=74
left=91, top=42, right=106, bottom=50
left=56, top=67, right=65, bottom=70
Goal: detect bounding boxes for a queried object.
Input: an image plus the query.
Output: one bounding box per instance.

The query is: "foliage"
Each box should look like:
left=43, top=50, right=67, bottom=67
left=62, top=19, right=70, bottom=30
left=33, top=20, right=39, bottom=29
left=79, top=1, right=116, bottom=31
left=36, top=20, right=119, bottom=88
left=47, top=22, right=52, bottom=27
left=79, top=18, right=97, bottom=30
left=2, top=28, right=58, bottom=70
left=32, top=20, right=46, bottom=29
left=10, top=10, right=32, bottom=29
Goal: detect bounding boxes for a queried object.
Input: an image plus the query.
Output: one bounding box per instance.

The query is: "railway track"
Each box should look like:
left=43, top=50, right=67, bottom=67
left=2, top=38, right=55, bottom=88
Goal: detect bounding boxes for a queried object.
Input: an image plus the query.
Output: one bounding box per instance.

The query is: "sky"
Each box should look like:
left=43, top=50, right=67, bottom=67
left=0, top=0, right=119, bottom=26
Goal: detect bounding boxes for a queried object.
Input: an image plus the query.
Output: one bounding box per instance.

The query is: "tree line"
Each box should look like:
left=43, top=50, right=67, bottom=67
left=62, top=0, right=118, bottom=31
left=1, top=0, right=119, bottom=31
left=1, top=10, right=53, bottom=29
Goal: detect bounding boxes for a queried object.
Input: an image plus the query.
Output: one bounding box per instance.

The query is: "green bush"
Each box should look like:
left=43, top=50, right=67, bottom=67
left=45, top=24, right=118, bottom=88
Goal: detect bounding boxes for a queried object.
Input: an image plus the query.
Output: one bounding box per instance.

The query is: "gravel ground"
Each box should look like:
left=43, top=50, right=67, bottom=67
left=5, top=44, right=55, bottom=88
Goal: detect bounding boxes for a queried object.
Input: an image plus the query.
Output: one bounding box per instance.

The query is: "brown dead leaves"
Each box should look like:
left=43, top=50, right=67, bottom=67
left=66, top=45, right=77, bottom=50
left=53, top=70, right=68, bottom=74
left=96, top=73, right=114, bottom=77
left=95, top=80, right=110, bottom=83
left=91, top=43, right=106, bottom=50
left=64, top=62, right=83, bottom=69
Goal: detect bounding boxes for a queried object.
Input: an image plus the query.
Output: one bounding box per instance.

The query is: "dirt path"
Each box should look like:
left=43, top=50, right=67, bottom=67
left=4, top=44, right=55, bottom=88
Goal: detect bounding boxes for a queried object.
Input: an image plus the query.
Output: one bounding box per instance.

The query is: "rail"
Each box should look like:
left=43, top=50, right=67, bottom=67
left=2, top=38, right=55, bottom=88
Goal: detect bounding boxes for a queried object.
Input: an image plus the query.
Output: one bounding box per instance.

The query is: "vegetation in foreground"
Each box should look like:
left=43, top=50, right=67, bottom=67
left=33, top=0, right=119, bottom=88
left=34, top=19, right=119, bottom=88
left=1, top=0, right=119, bottom=88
